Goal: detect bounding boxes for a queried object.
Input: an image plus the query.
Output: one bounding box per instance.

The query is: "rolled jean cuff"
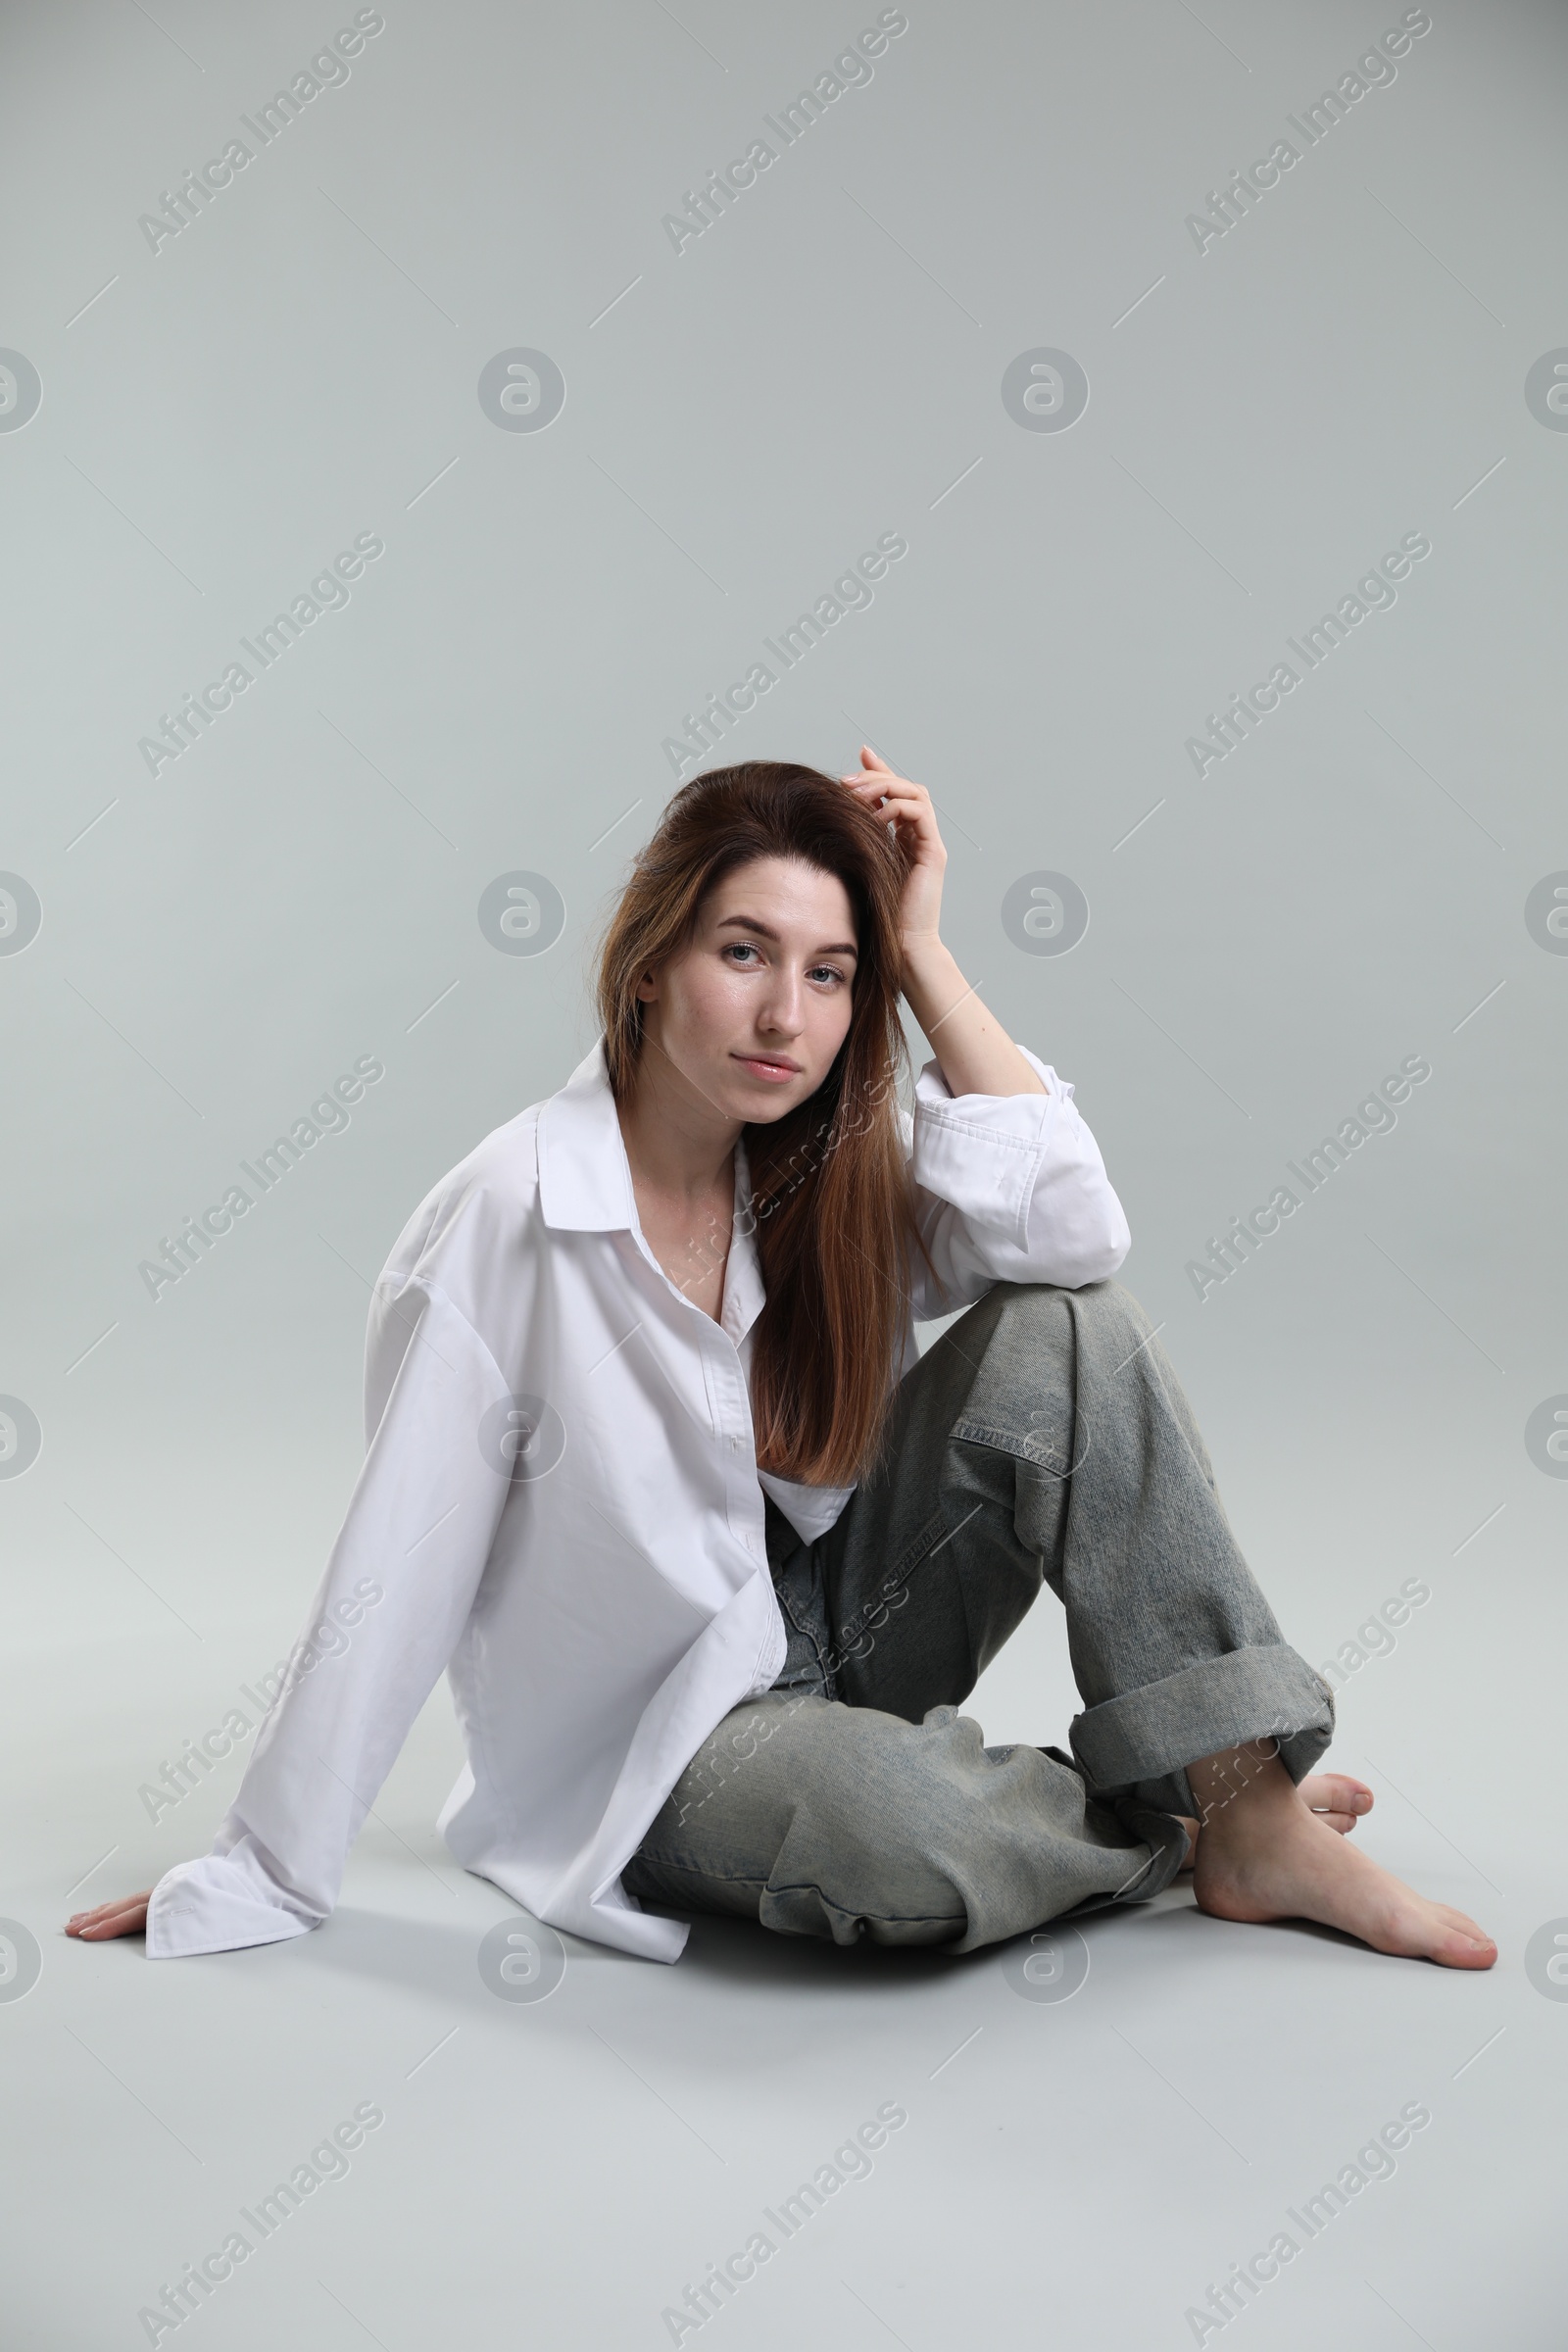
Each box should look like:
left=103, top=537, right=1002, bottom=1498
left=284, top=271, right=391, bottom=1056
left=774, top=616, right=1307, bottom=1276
left=1068, top=1642, right=1336, bottom=1819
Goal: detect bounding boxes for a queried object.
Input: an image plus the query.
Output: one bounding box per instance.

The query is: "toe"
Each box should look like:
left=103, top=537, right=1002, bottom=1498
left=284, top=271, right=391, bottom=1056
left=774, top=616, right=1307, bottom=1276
left=1306, top=1772, right=1373, bottom=1812
left=1300, top=1773, right=1374, bottom=1835
left=1435, top=1926, right=1497, bottom=1969
left=1416, top=1900, right=1496, bottom=1967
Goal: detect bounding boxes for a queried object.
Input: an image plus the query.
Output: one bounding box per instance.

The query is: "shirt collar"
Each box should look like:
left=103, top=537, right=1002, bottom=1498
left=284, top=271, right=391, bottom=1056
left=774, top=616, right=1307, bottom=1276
left=536, top=1037, right=638, bottom=1233
left=721, top=1140, right=764, bottom=1347
left=536, top=1035, right=766, bottom=1345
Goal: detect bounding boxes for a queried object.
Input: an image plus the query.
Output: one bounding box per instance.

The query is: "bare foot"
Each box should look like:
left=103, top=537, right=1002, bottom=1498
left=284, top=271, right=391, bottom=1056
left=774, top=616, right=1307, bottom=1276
left=1176, top=1772, right=1372, bottom=1868
left=1188, top=1747, right=1495, bottom=1970
left=1298, top=1770, right=1375, bottom=1835
left=66, top=1891, right=151, bottom=1940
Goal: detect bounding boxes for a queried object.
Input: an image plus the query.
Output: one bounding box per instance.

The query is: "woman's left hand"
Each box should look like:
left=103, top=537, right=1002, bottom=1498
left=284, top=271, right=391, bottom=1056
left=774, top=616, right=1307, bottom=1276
left=841, top=745, right=1043, bottom=1097
left=839, top=747, right=947, bottom=948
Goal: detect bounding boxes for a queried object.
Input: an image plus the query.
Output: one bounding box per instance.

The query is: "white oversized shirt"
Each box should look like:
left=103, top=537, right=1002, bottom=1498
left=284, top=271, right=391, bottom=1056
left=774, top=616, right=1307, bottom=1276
left=144, top=1035, right=1129, bottom=1965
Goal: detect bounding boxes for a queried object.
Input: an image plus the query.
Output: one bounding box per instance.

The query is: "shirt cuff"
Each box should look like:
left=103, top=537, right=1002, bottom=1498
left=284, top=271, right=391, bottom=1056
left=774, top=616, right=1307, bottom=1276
left=910, top=1044, right=1062, bottom=1249
left=144, top=1834, right=319, bottom=1959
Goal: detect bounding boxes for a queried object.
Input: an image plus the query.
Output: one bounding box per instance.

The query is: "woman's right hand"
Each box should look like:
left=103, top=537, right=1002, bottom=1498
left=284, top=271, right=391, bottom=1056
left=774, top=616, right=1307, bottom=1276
left=66, top=1891, right=152, bottom=1939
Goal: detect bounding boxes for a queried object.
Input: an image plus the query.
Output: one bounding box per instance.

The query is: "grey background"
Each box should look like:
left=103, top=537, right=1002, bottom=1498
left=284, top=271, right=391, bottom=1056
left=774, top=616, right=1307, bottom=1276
left=3, top=1, right=1564, bottom=2344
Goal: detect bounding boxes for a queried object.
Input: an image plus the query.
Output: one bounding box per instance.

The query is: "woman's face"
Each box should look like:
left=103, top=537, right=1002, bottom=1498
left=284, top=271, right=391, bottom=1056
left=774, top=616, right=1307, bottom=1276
left=635, top=856, right=860, bottom=1127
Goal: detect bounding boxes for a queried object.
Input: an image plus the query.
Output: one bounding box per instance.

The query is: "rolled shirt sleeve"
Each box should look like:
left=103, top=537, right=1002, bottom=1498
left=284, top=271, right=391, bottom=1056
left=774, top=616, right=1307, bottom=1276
left=903, top=1043, right=1131, bottom=1321
left=144, top=1273, right=514, bottom=1959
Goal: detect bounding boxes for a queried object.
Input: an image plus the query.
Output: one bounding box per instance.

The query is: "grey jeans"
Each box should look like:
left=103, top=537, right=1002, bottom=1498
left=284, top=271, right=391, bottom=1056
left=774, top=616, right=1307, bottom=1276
left=620, top=1280, right=1336, bottom=1955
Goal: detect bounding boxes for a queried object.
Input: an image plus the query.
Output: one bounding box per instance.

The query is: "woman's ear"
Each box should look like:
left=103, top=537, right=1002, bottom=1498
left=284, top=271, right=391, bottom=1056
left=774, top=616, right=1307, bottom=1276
left=633, top=965, right=659, bottom=1004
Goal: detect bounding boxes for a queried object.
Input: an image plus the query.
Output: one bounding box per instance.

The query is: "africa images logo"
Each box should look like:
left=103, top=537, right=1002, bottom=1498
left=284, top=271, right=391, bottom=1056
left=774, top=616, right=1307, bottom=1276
left=137, top=1056, right=385, bottom=1300
left=136, top=12, right=387, bottom=255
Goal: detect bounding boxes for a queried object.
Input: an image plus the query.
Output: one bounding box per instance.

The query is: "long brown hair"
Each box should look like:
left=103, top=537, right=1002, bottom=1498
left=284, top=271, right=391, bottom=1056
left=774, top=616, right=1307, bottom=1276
left=592, top=760, right=936, bottom=1486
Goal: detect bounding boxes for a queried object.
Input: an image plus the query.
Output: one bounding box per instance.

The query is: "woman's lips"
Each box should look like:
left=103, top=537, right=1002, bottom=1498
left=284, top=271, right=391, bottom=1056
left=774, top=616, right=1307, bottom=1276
left=732, top=1054, right=801, bottom=1083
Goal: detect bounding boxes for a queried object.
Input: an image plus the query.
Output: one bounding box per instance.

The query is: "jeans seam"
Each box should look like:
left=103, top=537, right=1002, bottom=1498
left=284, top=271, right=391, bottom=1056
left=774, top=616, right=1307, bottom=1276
left=952, top=1420, right=1085, bottom=1476
left=770, top=1555, right=839, bottom=1700
left=636, top=1856, right=969, bottom=1930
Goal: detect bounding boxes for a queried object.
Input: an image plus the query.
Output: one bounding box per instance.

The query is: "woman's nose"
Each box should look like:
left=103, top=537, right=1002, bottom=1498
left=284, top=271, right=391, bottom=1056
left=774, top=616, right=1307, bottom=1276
left=759, top=976, right=806, bottom=1032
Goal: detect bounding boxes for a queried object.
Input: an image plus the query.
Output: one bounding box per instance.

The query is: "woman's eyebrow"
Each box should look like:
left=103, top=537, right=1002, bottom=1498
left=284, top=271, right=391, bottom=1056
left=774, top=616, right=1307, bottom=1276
left=715, top=914, right=858, bottom=956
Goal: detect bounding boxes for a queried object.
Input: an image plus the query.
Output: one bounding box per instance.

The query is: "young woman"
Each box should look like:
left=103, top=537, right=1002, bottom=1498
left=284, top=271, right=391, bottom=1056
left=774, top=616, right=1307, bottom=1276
left=68, top=753, right=1495, bottom=1971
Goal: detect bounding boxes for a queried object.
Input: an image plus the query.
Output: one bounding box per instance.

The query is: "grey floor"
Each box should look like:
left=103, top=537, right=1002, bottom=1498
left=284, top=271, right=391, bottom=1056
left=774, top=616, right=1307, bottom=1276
left=5, top=0, right=1567, bottom=2341
left=7, top=1328, right=1562, bottom=2350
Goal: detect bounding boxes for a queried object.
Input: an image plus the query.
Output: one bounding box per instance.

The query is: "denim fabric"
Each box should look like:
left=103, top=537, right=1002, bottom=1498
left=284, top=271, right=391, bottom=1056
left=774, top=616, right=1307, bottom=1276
left=764, top=1510, right=841, bottom=1703
left=620, top=1280, right=1336, bottom=1956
